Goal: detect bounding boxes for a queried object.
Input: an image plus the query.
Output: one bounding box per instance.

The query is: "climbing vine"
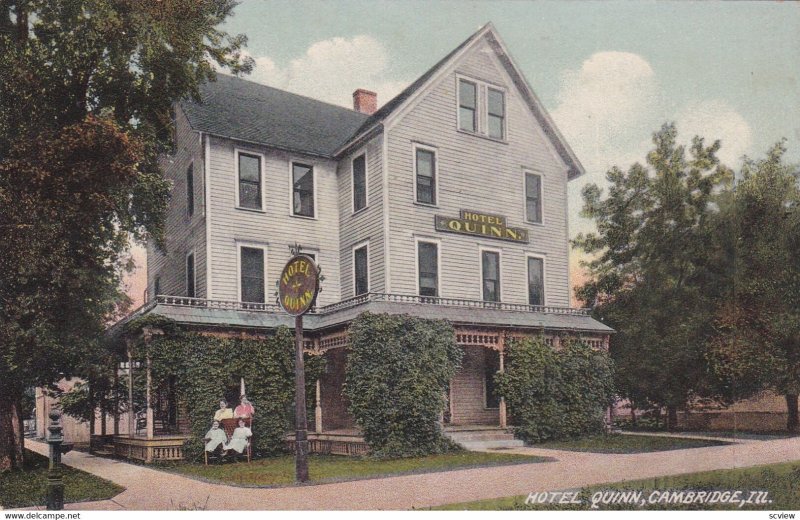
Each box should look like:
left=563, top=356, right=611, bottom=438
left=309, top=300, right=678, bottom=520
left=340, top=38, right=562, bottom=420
left=343, top=312, right=463, bottom=458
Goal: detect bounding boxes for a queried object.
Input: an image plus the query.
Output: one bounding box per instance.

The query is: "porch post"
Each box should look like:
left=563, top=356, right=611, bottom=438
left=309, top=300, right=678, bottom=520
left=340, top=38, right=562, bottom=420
left=112, top=366, right=119, bottom=436
left=498, top=349, right=507, bottom=429
left=314, top=379, right=322, bottom=434
left=126, top=339, right=134, bottom=437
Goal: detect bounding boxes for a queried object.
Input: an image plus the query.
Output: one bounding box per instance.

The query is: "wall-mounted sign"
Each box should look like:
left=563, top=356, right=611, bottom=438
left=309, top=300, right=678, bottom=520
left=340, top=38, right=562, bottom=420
left=435, top=210, right=529, bottom=243
left=278, top=254, right=320, bottom=316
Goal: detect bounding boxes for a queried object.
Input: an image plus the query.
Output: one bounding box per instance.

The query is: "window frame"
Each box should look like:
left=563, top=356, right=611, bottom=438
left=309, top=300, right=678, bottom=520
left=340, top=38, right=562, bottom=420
left=186, top=162, right=194, bottom=217
left=412, top=142, right=439, bottom=207
left=523, top=170, right=544, bottom=225
left=525, top=253, right=547, bottom=307
left=352, top=240, right=370, bottom=297
left=457, top=78, right=478, bottom=133
left=234, top=149, right=265, bottom=212
left=479, top=245, right=502, bottom=303
left=289, top=160, right=317, bottom=219
left=185, top=251, right=196, bottom=298
left=415, top=237, right=441, bottom=298
left=351, top=151, right=368, bottom=214
left=236, top=242, right=268, bottom=304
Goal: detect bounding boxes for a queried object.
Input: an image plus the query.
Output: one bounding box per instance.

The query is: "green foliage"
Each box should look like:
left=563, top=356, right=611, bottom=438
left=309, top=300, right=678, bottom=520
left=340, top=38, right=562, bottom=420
left=496, top=337, right=615, bottom=443
left=573, top=123, right=733, bottom=417
left=143, top=326, right=324, bottom=461
left=343, top=312, right=463, bottom=458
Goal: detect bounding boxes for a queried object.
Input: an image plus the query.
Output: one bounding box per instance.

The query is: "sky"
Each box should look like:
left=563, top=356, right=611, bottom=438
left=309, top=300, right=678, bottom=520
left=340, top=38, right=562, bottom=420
left=124, top=0, right=800, bottom=307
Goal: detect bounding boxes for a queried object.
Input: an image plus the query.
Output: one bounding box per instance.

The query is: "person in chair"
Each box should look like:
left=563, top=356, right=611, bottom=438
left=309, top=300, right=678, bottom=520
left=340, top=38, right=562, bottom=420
left=223, top=418, right=252, bottom=456
left=203, top=420, right=227, bottom=453
left=213, top=399, right=233, bottom=421
left=234, top=395, right=255, bottom=418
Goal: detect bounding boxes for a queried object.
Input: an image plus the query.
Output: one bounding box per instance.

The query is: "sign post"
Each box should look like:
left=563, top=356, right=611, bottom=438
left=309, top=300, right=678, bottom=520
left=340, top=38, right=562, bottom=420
left=277, top=254, right=320, bottom=483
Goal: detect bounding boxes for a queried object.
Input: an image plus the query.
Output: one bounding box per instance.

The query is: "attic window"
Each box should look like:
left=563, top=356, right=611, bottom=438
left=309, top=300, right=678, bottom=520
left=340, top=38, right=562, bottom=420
left=457, top=75, right=507, bottom=141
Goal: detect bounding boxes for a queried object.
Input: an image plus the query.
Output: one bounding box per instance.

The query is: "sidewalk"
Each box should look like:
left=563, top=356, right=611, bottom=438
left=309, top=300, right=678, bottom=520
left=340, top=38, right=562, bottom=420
left=23, top=435, right=800, bottom=510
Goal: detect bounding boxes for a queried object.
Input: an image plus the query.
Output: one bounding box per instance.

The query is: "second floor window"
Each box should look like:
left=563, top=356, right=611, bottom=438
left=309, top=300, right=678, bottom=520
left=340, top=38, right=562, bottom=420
left=353, top=244, right=369, bottom=296
left=292, top=162, right=315, bottom=217
left=481, top=250, right=500, bottom=302
left=238, top=153, right=262, bottom=210
left=528, top=256, right=544, bottom=306
left=525, top=172, right=542, bottom=224
left=418, top=241, right=439, bottom=297
left=352, top=154, right=367, bottom=212
left=240, top=246, right=265, bottom=303
left=186, top=252, right=195, bottom=298
left=488, top=88, right=505, bottom=139
left=458, top=79, right=477, bottom=132
left=415, top=147, right=436, bottom=205
left=186, top=163, right=194, bottom=217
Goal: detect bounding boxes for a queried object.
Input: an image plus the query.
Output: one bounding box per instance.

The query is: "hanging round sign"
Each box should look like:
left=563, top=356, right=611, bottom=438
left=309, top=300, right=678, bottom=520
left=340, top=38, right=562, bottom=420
left=278, top=254, right=320, bottom=316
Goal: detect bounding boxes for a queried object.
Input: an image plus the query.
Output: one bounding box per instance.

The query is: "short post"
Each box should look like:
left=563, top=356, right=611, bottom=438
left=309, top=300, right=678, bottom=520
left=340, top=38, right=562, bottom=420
left=315, top=379, right=323, bottom=434
left=46, top=409, right=65, bottom=510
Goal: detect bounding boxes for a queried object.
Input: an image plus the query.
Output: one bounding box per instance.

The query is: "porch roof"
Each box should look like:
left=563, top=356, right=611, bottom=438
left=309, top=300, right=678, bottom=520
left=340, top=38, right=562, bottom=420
left=109, top=294, right=613, bottom=338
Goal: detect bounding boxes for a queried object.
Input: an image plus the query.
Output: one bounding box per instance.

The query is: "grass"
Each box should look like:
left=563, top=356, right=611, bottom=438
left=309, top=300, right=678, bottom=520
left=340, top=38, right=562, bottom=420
left=0, top=450, right=124, bottom=509
left=531, top=434, right=730, bottom=453
left=435, top=461, right=800, bottom=510
left=161, top=450, right=550, bottom=487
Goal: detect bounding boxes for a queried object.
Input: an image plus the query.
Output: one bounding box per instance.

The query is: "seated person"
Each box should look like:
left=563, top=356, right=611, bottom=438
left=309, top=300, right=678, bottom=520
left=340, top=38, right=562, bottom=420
left=213, top=399, right=233, bottom=421
left=203, top=420, right=227, bottom=453
left=223, top=418, right=252, bottom=455
left=234, top=395, right=255, bottom=418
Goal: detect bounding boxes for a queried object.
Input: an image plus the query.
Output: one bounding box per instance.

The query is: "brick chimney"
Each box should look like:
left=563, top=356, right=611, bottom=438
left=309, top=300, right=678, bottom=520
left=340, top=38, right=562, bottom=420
left=352, top=89, right=377, bottom=115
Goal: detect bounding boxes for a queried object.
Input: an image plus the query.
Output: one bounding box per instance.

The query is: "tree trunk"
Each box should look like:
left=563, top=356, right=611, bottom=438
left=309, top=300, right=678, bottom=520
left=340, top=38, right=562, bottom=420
left=0, top=393, right=24, bottom=471
left=667, top=406, right=679, bottom=431
left=786, top=394, right=798, bottom=432
left=630, top=407, right=637, bottom=427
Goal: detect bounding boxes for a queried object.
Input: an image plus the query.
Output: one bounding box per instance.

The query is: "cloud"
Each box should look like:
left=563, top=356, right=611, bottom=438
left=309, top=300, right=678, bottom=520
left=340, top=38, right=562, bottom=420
left=247, top=35, right=408, bottom=109
left=675, top=100, right=752, bottom=167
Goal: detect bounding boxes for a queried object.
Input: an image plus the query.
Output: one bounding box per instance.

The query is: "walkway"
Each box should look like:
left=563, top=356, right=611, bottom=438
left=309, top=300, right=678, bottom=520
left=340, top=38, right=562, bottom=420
left=23, top=435, right=800, bottom=510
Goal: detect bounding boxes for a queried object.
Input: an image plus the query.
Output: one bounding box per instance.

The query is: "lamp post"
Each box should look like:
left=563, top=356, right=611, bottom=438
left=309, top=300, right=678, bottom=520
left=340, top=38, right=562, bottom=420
left=46, top=409, right=71, bottom=510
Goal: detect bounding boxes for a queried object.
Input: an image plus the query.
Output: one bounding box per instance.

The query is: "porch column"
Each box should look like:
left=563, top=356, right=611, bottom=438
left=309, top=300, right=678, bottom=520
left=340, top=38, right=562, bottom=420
left=112, top=366, right=119, bottom=436
left=314, top=379, right=322, bottom=434
left=498, top=349, right=507, bottom=429
left=126, top=339, right=134, bottom=437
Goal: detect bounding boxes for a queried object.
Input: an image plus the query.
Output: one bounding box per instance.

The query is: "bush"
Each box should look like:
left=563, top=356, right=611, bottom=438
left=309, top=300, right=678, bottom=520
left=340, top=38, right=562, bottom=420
left=343, top=312, right=463, bottom=457
left=496, top=337, right=615, bottom=443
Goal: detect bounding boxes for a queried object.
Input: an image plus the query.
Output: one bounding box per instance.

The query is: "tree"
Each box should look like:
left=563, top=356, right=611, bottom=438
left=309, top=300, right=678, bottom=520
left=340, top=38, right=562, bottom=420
left=0, top=0, right=252, bottom=470
left=574, top=123, right=732, bottom=429
left=706, top=142, right=800, bottom=431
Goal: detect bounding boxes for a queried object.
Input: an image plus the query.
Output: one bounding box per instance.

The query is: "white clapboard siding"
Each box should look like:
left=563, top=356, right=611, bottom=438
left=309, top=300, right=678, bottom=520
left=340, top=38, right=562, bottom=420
left=148, top=107, right=207, bottom=300
left=337, top=135, right=385, bottom=298
left=206, top=137, right=342, bottom=305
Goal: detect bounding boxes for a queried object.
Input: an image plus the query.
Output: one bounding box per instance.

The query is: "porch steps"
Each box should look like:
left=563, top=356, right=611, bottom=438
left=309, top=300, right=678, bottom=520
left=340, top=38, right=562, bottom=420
left=444, top=427, right=524, bottom=450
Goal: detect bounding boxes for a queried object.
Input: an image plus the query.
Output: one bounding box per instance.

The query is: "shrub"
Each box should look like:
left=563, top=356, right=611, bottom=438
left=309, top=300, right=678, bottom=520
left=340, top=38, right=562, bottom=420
left=496, top=337, right=615, bottom=443
left=343, top=312, right=462, bottom=457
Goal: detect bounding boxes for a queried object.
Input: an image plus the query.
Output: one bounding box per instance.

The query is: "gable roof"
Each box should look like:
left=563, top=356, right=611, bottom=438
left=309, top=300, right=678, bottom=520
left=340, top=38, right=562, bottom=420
left=181, top=74, right=369, bottom=157
left=337, top=23, right=585, bottom=179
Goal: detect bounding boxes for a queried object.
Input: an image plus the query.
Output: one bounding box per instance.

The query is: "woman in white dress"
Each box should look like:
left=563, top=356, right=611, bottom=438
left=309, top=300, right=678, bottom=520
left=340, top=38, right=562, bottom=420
left=224, top=418, right=252, bottom=455
left=203, top=420, right=227, bottom=453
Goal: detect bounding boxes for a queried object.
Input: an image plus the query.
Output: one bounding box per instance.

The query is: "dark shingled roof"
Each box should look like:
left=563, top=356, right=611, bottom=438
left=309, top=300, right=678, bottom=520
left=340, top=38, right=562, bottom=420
left=181, top=74, right=369, bottom=157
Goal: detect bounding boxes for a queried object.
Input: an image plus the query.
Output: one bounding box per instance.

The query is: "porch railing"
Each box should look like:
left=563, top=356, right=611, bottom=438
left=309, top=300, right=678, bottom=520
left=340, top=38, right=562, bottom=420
left=154, top=293, right=591, bottom=316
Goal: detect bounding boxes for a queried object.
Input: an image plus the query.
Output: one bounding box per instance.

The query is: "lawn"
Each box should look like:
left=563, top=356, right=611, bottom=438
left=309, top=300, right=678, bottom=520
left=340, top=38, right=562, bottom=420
left=162, top=451, right=550, bottom=487
left=0, top=450, right=124, bottom=509
left=436, top=461, right=800, bottom=510
left=531, top=434, right=729, bottom=453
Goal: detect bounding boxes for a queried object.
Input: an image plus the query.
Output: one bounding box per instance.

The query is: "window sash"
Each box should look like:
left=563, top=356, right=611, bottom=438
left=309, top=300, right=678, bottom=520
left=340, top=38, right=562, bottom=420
left=186, top=163, right=194, bottom=216
left=353, top=154, right=367, bottom=211
left=458, top=80, right=477, bottom=132
left=354, top=246, right=368, bottom=296
left=526, top=172, right=542, bottom=223
left=528, top=257, right=544, bottom=306
left=186, top=254, right=195, bottom=298
left=238, top=154, right=261, bottom=209
left=418, top=242, right=438, bottom=297
left=292, top=163, right=315, bottom=217
left=481, top=251, right=500, bottom=302
left=240, top=247, right=265, bottom=303
left=415, top=149, right=436, bottom=204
